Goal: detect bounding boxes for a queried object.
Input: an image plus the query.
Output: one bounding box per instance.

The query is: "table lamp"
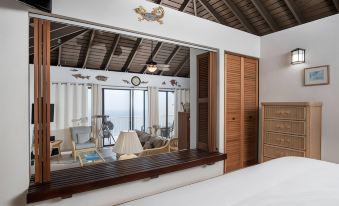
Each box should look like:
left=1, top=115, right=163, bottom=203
left=113, top=130, right=143, bottom=160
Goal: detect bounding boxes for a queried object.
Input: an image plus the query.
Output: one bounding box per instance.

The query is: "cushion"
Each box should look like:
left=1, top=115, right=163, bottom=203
left=150, top=136, right=166, bottom=148
left=75, top=142, right=96, bottom=150
left=139, top=133, right=151, bottom=144
left=143, top=141, right=153, bottom=149
left=77, top=133, right=90, bottom=144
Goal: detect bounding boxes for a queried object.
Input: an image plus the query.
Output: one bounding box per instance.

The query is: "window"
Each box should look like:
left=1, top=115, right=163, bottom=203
left=102, top=88, right=148, bottom=146
left=158, top=91, right=175, bottom=138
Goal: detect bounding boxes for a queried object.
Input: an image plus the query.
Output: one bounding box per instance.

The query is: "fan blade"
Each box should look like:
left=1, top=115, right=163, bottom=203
left=158, top=67, right=170, bottom=71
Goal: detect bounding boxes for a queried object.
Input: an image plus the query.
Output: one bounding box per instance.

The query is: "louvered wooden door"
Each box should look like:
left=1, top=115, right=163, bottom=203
left=243, top=57, right=258, bottom=166
left=197, top=52, right=217, bottom=152
left=225, top=54, right=242, bottom=171
left=224, top=53, right=258, bottom=173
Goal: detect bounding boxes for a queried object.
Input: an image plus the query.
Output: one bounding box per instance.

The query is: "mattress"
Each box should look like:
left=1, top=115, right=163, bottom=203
left=120, top=157, right=339, bottom=206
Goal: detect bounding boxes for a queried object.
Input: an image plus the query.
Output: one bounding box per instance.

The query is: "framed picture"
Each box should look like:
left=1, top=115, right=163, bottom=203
left=304, top=65, right=330, bottom=86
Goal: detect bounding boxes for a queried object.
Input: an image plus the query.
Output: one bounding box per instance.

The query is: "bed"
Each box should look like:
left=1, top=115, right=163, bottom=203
left=120, top=157, right=339, bottom=206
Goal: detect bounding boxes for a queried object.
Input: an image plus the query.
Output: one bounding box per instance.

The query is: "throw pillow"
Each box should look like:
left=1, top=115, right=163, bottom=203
left=77, top=133, right=90, bottom=144
left=150, top=136, right=166, bottom=148
left=139, top=133, right=151, bottom=144
left=143, top=141, right=153, bottom=149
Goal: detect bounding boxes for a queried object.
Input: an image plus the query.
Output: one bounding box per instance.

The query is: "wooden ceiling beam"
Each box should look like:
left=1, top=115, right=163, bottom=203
left=197, top=0, right=227, bottom=24
left=174, top=55, right=189, bottom=76
left=179, top=0, right=191, bottom=11
left=82, top=30, right=96, bottom=68
left=103, top=34, right=121, bottom=70
left=50, top=29, right=88, bottom=52
left=193, top=0, right=197, bottom=16
left=283, top=0, right=305, bottom=24
left=141, top=41, right=163, bottom=74
left=250, top=0, right=279, bottom=32
left=121, top=38, right=143, bottom=72
left=221, top=0, right=257, bottom=34
left=333, top=0, right=339, bottom=12
left=160, top=45, right=181, bottom=75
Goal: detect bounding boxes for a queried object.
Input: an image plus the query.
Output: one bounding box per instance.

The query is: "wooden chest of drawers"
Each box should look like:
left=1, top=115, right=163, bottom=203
left=261, top=102, right=322, bottom=162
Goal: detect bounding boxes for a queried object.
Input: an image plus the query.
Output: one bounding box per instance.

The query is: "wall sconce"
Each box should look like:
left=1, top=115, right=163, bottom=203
left=291, top=48, right=305, bottom=64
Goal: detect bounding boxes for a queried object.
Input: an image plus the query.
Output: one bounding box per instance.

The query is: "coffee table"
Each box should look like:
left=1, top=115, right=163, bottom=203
left=78, top=150, right=105, bottom=167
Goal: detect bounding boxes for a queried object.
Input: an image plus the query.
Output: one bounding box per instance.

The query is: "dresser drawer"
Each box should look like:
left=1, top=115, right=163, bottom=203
left=264, top=119, right=306, bottom=136
left=264, top=132, right=305, bottom=150
left=263, top=144, right=305, bottom=159
left=264, top=106, right=306, bottom=120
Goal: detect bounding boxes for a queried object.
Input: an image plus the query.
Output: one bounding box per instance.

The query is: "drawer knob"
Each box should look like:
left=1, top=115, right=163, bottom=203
left=232, top=117, right=236, bottom=120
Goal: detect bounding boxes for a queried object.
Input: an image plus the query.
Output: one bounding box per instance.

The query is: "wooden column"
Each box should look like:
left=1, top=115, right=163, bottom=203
left=33, top=18, right=51, bottom=183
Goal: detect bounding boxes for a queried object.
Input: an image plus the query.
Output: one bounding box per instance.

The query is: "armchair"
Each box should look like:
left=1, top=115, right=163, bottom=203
left=70, top=126, right=98, bottom=160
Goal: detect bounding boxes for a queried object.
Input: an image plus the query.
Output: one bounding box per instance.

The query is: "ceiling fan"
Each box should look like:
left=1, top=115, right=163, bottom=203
left=141, top=41, right=170, bottom=73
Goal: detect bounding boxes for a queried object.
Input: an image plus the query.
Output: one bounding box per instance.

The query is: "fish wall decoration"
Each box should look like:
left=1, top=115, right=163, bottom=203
left=122, top=79, right=131, bottom=84
left=95, top=75, right=108, bottom=82
left=169, top=79, right=178, bottom=86
left=72, top=74, right=90, bottom=80
left=134, top=6, right=165, bottom=24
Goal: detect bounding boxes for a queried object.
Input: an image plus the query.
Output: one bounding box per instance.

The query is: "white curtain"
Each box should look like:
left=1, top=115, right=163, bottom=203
left=174, top=89, right=190, bottom=137
left=51, top=83, right=89, bottom=151
left=148, top=87, right=159, bottom=135
left=91, top=84, right=102, bottom=147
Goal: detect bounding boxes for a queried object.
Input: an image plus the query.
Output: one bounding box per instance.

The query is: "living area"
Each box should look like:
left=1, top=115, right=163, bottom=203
left=29, top=19, right=205, bottom=173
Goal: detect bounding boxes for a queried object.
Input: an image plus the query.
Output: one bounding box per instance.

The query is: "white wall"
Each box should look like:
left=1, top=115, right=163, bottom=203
left=0, top=1, right=29, bottom=206
left=49, top=66, right=190, bottom=89
left=0, top=0, right=261, bottom=205
left=51, top=0, right=260, bottom=58
left=260, top=14, right=339, bottom=163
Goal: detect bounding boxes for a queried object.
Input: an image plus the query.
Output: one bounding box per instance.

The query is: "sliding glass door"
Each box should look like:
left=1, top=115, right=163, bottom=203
left=102, top=88, right=148, bottom=146
left=158, top=91, right=175, bottom=138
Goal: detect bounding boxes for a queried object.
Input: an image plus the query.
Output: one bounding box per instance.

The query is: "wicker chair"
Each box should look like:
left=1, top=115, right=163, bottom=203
left=138, top=140, right=170, bottom=157
left=169, top=138, right=179, bottom=152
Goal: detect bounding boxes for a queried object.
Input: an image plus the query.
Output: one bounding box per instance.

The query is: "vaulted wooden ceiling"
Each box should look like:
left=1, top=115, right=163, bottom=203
left=149, top=0, right=339, bottom=35
left=29, top=21, right=191, bottom=77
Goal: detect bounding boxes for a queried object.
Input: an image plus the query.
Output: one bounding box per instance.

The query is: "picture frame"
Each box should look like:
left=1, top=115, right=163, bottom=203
left=304, top=65, right=330, bottom=86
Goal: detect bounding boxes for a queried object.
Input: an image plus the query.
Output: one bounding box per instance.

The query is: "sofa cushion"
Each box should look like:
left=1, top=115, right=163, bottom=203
left=77, top=133, right=90, bottom=144
left=75, top=142, right=96, bottom=150
left=150, top=136, right=166, bottom=148
left=143, top=141, right=153, bottom=149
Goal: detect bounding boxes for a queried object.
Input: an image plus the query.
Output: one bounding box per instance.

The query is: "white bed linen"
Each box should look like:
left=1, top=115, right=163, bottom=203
left=120, top=157, right=339, bottom=206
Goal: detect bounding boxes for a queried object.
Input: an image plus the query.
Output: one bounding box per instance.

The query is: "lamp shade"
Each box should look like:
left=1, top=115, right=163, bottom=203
left=291, top=48, right=305, bottom=64
left=113, top=131, right=143, bottom=155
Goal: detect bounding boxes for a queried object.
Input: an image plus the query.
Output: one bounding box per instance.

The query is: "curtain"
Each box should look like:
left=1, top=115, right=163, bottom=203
left=51, top=83, right=89, bottom=151
left=91, top=84, right=102, bottom=147
left=148, top=87, right=159, bottom=135
left=174, top=89, right=190, bottom=137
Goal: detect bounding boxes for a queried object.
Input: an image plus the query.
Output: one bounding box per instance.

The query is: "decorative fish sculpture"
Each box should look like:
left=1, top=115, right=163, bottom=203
left=122, top=79, right=130, bottom=84
left=169, top=79, right=178, bottom=86
left=134, top=6, right=165, bottom=24
left=162, top=81, right=166, bottom=85
left=70, top=69, right=79, bottom=72
left=95, top=75, right=108, bottom=82
left=72, top=74, right=90, bottom=80
left=141, top=81, right=149, bottom=84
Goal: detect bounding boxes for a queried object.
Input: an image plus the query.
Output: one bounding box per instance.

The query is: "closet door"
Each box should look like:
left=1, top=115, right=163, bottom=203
left=243, top=57, right=258, bottom=166
left=225, top=53, right=258, bottom=173
left=225, top=54, right=242, bottom=172
left=197, top=52, right=217, bottom=152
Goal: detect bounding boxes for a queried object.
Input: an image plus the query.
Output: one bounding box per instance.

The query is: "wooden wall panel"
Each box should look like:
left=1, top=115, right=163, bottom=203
left=33, top=18, right=51, bottom=183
